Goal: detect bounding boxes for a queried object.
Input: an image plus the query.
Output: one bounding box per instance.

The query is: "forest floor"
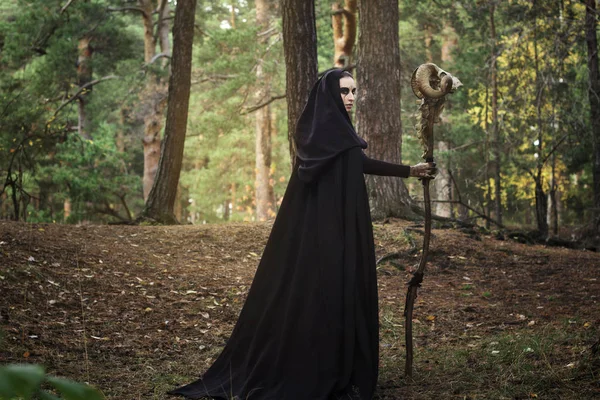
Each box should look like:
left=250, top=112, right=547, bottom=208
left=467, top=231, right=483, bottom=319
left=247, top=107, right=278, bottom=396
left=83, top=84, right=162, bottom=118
left=0, top=219, right=599, bottom=400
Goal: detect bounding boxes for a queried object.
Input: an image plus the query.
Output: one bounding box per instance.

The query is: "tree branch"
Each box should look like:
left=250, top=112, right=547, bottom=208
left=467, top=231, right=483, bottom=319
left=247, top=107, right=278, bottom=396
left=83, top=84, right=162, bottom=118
left=448, top=140, right=484, bottom=152
left=53, top=75, right=119, bottom=118
left=429, top=200, right=504, bottom=228
left=107, top=6, right=148, bottom=17
left=258, top=27, right=277, bottom=37
left=191, top=74, right=238, bottom=85
left=93, top=205, right=131, bottom=222
left=331, top=8, right=352, bottom=18
left=118, top=194, right=133, bottom=221
left=541, top=133, right=568, bottom=165
left=449, top=169, right=504, bottom=229
left=241, top=94, right=286, bottom=115
left=60, top=0, right=76, bottom=14
left=145, top=52, right=171, bottom=67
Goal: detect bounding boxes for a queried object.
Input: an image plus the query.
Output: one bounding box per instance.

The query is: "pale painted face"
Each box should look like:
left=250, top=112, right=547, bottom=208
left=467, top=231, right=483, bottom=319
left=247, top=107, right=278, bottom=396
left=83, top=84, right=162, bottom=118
left=339, top=76, right=356, bottom=113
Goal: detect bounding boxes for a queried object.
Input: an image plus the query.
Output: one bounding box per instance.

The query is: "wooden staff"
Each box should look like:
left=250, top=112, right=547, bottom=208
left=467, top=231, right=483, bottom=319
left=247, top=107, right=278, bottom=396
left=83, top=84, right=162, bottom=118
left=404, top=63, right=462, bottom=378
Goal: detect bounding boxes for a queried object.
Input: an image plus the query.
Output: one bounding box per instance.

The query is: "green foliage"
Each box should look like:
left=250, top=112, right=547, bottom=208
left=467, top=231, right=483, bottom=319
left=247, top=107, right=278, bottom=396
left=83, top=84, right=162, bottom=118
left=0, top=0, right=595, bottom=228
left=0, top=364, right=103, bottom=400
left=0, top=0, right=142, bottom=222
left=397, top=0, right=593, bottom=231
left=181, top=1, right=289, bottom=222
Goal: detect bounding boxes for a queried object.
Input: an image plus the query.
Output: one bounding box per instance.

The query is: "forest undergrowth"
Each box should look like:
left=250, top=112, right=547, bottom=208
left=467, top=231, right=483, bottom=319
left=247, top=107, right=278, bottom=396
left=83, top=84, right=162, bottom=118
left=0, top=220, right=598, bottom=399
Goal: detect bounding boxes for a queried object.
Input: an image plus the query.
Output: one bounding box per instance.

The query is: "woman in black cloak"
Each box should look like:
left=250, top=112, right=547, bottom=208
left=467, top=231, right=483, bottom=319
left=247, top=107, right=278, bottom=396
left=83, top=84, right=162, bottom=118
left=169, top=69, right=435, bottom=400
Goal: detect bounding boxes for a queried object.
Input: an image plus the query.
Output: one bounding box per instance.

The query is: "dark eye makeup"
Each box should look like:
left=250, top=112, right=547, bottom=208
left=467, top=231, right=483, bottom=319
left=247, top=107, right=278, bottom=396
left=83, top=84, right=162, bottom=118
left=340, top=87, right=357, bottom=96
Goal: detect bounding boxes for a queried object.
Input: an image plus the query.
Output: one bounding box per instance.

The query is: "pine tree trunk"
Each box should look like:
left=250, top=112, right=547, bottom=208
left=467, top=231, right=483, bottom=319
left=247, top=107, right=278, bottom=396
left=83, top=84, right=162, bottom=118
left=64, top=198, right=71, bottom=222
left=535, top=174, right=549, bottom=237
left=424, top=24, right=433, bottom=63
left=142, top=90, right=166, bottom=200
left=433, top=23, right=457, bottom=218
left=141, top=0, right=197, bottom=224
left=484, top=83, right=492, bottom=229
left=157, top=0, right=170, bottom=64
left=331, top=0, right=356, bottom=68
left=490, top=2, right=502, bottom=225
left=140, top=0, right=170, bottom=201
left=533, top=0, right=547, bottom=238
left=441, top=22, right=458, bottom=63
left=433, top=141, right=451, bottom=217
left=281, top=0, right=317, bottom=165
left=356, top=0, right=412, bottom=219
left=586, top=0, right=600, bottom=230
left=254, top=0, right=276, bottom=221
left=77, top=36, right=93, bottom=140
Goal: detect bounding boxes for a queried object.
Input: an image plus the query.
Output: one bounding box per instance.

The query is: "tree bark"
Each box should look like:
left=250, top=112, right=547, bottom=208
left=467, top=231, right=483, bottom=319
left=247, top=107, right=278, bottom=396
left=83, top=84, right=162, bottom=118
left=586, top=0, right=600, bottom=230
left=441, top=22, right=458, bottom=63
left=331, top=0, right=357, bottom=68
left=433, top=141, right=451, bottom=217
left=140, top=0, right=197, bottom=224
left=230, top=1, right=237, bottom=29
left=424, top=24, right=433, bottom=63
left=356, top=0, right=413, bottom=219
left=535, top=173, right=549, bottom=237
left=549, top=156, right=558, bottom=235
left=157, top=0, right=171, bottom=65
left=433, top=23, right=458, bottom=218
left=281, top=0, right=318, bottom=166
left=140, top=0, right=170, bottom=201
left=490, top=2, right=502, bottom=225
left=255, top=0, right=276, bottom=221
left=533, top=1, right=548, bottom=237
left=484, top=83, right=492, bottom=229
left=76, top=36, right=93, bottom=140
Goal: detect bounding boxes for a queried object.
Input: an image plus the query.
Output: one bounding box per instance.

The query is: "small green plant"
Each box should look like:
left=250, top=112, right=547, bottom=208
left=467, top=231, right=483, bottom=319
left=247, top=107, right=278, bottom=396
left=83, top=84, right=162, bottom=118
left=0, top=364, right=103, bottom=400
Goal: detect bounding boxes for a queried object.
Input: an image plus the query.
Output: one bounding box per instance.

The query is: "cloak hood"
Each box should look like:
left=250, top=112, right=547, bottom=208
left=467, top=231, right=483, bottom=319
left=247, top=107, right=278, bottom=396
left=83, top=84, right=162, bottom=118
left=295, top=69, right=367, bottom=182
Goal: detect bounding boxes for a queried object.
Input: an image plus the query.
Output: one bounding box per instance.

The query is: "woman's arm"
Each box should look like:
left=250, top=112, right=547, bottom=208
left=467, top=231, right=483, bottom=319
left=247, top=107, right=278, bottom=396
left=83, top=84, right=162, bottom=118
left=361, top=152, right=436, bottom=178
left=361, top=152, right=411, bottom=177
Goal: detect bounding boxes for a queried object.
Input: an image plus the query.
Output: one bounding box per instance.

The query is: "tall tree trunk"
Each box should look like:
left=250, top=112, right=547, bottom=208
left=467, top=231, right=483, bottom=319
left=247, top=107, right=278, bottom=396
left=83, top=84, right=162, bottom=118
left=70, top=36, right=94, bottom=218
left=140, top=0, right=170, bottom=201
left=356, top=0, right=412, bottom=219
left=281, top=0, right=318, bottom=165
left=331, top=0, right=357, bottom=68
left=533, top=1, right=548, bottom=237
left=490, top=2, right=502, bottom=225
left=230, top=1, right=237, bottom=29
left=441, top=22, right=458, bottom=63
left=254, top=0, right=276, bottom=221
left=535, top=174, right=548, bottom=237
left=157, top=0, right=170, bottom=63
left=141, top=0, right=197, bottom=224
left=424, top=24, right=433, bottom=63
left=433, top=22, right=458, bottom=218
left=484, top=83, right=492, bottom=229
left=549, top=153, right=558, bottom=235
left=76, top=36, right=93, bottom=140
left=433, top=142, right=451, bottom=217
left=550, top=106, right=559, bottom=236
left=64, top=198, right=71, bottom=222
left=586, top=0, right=600, bottom=230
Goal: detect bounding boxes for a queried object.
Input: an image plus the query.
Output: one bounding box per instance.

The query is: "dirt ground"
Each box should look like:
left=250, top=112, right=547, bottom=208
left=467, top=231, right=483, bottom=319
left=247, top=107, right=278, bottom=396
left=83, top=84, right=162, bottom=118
left=0, top=219, right=599, bottom=399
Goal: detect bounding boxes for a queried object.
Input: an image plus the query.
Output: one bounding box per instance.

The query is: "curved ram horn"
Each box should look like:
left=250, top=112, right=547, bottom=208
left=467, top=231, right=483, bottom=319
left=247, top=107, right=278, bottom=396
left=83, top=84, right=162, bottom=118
left=411, top=63, right=456, bottom=100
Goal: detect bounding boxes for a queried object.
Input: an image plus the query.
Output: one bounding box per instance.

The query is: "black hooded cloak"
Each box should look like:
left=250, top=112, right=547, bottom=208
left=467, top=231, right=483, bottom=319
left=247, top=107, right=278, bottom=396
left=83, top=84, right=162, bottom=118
left=168, top=69, right=410, bottom=400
